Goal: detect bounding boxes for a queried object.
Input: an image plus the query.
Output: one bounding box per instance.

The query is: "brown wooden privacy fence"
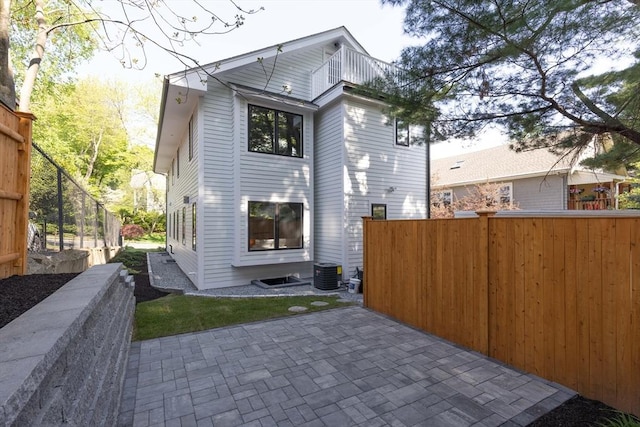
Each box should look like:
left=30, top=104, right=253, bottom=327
left=362, top=213, right=640, bottom=417
left=0, top=105, right=34, bottom=279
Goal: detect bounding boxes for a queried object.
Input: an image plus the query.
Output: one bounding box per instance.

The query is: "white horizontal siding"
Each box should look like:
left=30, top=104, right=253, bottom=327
left=196, top=82, right=314, bottom=289
left=450, top=175, right=567, bottom=211
left=166, top=101, right=199, bottom=285
left=234, top=98, right=313, bottom=266
left=223, top=48, right=325, bottom=101
left=314, top=101, right=345, bottom=274
left=513, top=175, right=566, bottom=209
left=343, top=98, right=427, bottom=276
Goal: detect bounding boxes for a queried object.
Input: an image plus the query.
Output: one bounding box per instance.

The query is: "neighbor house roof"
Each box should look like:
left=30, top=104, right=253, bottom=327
left=431, top=144, right=575, bottom=188
left=432, top=143, right=629, bottom=189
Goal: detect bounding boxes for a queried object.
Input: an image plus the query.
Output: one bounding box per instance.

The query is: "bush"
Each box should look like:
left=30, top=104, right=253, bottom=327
left=121, top=224, right=145, bottom=239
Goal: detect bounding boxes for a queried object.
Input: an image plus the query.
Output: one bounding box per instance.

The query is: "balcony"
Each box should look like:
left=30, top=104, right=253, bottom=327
left=311, top=47, right=407, bottom=99
left=567, top=184, right=615, bottom=210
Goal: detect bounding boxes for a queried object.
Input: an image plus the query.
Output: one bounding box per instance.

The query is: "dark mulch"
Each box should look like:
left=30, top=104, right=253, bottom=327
left=0, top=258, right=636, bottom=426
left=0, top=253, right=168, bottom=329
left=0, top=272, right=80, bottom=328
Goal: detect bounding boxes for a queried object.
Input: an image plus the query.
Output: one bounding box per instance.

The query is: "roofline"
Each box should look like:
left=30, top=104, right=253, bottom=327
left=166, top=26, right=365, bottom=81
left=432, top=168, right=573, bottom=188
left=153, top=76, right=170, bottom=173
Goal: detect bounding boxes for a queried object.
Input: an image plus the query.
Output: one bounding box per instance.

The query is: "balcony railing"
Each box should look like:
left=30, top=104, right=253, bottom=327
left=311, top=47, right=407, bottom=99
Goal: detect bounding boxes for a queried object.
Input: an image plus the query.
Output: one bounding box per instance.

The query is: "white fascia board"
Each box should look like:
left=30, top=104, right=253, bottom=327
left=433, top=168, right=573, bottom=188
left=167, top=27, right=365, bottom=89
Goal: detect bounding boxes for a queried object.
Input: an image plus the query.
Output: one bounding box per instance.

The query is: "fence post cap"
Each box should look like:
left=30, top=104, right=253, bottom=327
left=475, top=209, right=497, bottom=217
left=362, top=216, right=373, bottom=221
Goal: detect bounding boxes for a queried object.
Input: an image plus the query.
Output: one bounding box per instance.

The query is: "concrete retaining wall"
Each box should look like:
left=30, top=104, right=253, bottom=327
left=0, top=263, right=135, bottom=426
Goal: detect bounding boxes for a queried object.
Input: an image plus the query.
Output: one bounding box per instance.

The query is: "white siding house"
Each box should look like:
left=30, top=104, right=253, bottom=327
left=154, top=27, right=426, bottom=289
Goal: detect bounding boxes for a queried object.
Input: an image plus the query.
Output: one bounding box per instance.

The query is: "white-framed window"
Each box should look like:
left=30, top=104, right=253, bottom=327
left=434, top=190, right=453, bottom=207
left=497, top=183, right=513, bottom=205
left=248, top=105, right=303, bottom=157
left=395, top=118, right=410, bottom=147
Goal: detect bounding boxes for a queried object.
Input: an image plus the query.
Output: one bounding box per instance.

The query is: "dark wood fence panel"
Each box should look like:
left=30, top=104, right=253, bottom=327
left=0, top=106, right=33, bottom=278
left=363, top=214, right=640, bottom=416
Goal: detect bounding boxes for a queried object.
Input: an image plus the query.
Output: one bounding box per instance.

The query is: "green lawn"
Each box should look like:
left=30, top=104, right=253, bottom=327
left=133, top=294, right=352, bottom=341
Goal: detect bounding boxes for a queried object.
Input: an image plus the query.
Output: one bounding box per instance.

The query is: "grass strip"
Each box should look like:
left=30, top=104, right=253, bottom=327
left=133, top=295, right=351, bottom=341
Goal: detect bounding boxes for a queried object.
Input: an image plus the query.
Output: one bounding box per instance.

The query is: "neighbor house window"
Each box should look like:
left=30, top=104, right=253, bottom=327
left=248, top=105, right=303, bottom=157
left=434, top=190, right=453, bottom=207
left=371, top=204, right=387, bottom=220
left=182, top=207, right=186, bottom=245
left=191, top=203, right=196, bottom=251
left=395, top=118, right=410, bottom=147
left=498, top=183, right=512, bottom=204
left=248, top=201, right=303, bottom=251
left=188, top=117, right=194, bottom=161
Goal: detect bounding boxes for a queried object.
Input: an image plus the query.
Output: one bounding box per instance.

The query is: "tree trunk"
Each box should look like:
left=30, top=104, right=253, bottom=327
left=18, top=0, right=47, bottom=112
left=0, top=0, right=15, bottom=109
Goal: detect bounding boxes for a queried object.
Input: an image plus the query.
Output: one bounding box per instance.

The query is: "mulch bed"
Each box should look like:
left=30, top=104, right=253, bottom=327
left=0, top=258, right=636, bottom=426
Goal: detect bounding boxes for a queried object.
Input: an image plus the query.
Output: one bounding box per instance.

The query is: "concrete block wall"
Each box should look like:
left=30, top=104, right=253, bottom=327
left=0, top=263, right=135, bottom=426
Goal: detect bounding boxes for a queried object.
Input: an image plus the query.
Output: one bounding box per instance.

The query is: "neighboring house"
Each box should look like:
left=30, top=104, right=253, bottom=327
left=130, top=170, right=165, bottom=212
left=431, top=144, right=628, bottom=211
left=154, top=27, right=426, bottom=289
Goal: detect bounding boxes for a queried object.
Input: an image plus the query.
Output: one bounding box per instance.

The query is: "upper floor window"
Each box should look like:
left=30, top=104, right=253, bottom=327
left=188, top=116, right=194, bottom=161
left=395, top=118, right=410, bottom=147
left=249, top=105, right=303, bottom=157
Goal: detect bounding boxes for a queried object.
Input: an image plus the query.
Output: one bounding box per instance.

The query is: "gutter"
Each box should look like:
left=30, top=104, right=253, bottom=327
left=152, top=76, right=170, bottom=174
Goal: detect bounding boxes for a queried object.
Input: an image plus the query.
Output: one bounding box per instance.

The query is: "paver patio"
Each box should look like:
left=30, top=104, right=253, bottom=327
left=117, top=306, right=574, bottom=426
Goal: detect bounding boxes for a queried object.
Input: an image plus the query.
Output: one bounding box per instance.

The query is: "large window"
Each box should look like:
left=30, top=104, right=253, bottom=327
left=248, top=202, right=303, bottom=251
left=395, top=118, right=410, bottom=147
left=249, top=105, right=303, bottom=157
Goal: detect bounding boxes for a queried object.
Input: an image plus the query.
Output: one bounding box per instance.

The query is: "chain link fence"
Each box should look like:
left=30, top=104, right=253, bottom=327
left=29, top=142, right=121, bottom=252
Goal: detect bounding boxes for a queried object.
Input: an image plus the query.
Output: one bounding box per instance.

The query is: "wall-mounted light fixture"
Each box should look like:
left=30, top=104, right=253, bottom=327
left=386, top=186, right=397, bottom=193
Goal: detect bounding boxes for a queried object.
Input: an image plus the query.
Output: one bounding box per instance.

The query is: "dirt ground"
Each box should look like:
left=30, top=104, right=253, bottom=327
left=0, top=259, right=635, bottom=426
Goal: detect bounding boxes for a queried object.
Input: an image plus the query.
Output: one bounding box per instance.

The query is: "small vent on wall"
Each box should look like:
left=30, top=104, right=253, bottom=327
left=183, top=196, right=190, bottom=204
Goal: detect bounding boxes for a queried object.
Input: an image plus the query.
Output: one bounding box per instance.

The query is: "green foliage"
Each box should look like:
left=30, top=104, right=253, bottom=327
left=10, top=0, right=98, bottom=103
left=598, top=411, right=640, bottom=427
left=133, top=295, right=353, bottom=341
left=381, top=0, right=640, bottom=164
left=108, top=247, right=148, bottom=274
left=117, top=208, right=166, bottom=234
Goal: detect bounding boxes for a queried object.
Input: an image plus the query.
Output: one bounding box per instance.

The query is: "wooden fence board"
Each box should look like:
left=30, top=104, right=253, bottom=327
left=0, top=106, right=33, bottom=278
left=363, top=213, right=640, bottom=416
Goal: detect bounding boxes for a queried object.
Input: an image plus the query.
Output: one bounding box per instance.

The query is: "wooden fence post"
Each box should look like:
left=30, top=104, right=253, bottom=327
left=362, top=216, right=373, bottom=307
left=15, top=112, right=34, bottom=275
left=475, top=209, right=496, bottom=354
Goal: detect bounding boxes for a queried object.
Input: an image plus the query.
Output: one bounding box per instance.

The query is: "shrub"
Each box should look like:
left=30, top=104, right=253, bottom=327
left=121, top=224, right=145, bottom=239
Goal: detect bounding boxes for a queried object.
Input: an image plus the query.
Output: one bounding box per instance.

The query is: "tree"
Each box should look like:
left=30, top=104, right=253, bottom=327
left=380, top=0, right=640, bottom=160
left=1, top=0, right=262, bottom=111
left=431, top=181, right=519, bottom=219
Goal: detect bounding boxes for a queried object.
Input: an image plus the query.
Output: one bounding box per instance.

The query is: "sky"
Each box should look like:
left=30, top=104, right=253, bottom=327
left=78, top=0, right=506, bottom=157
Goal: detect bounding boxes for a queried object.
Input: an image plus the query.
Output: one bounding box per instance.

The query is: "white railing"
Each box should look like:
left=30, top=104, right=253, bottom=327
left=311, top=47, right=407, bottom=99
